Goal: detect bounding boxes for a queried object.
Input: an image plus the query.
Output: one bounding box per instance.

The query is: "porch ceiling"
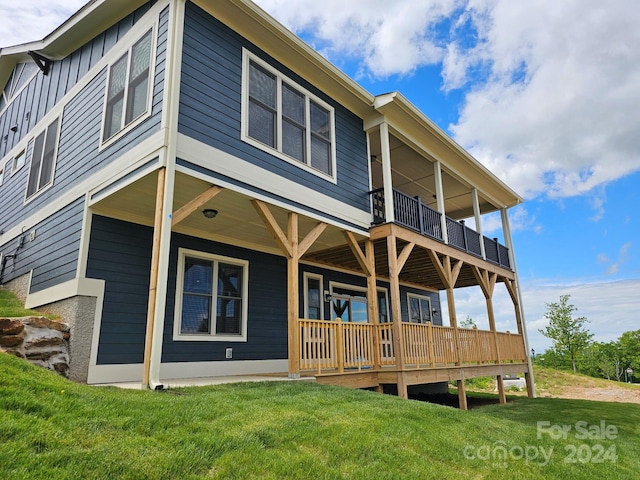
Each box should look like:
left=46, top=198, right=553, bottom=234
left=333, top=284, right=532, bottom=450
left=369, top=130, right=498, bottom=220
left=304, top=234, right=513, bottom=292
left=90, top=170, right=353, bottom=255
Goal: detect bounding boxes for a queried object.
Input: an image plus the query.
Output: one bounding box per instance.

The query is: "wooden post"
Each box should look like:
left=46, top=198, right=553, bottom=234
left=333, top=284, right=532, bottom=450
left=288, top=212, right=300, bottom=377
left=496, top=375, right=506, bottom=404
left=336, top=318, right=344, bottom=373
left=427, top=321, right=435, bottom=368
left=387, top=235, right=407, bottom=398
left=365, top=240, right=381, bottom=369
left=457, top=379, right=468, bottom=410
left=142, top=167, right=166, bottom=388
left=251, top=200, right=327, bottom=379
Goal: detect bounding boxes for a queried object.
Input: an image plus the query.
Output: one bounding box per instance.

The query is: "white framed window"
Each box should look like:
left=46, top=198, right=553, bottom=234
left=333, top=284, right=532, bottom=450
left=377, top=289, right=390, bottom=323
left=174, top=248, right=249, bottom=342
left=303, top=272, right=324, bottom=320
left=241, top=49, right=337, bottom=181
left=101, top=28, right=155, bottom=144
left=407, top=293, right=433, bottom=324
left=0, top=162, right=5, bottom=187
left=11, top=149, right=26, bottom=175
left=25, top=117, right=60, bottom=201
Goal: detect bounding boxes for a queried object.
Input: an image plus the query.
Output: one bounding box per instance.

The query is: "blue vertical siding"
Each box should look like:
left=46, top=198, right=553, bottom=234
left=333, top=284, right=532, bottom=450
left=0, top=2, right=155, bottom=158
left=0, top=196, right=84, bottom=292
left=178, top=2, right=370, bottom=214
left=0, top=5, right=167, bottom=236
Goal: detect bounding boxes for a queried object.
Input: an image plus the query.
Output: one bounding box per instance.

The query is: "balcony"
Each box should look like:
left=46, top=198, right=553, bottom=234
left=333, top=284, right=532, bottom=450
left=370, top=188, right=511, bottom=270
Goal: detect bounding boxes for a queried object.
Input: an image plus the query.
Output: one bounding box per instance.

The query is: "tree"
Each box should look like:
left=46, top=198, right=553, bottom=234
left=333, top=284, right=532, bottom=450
left=459, top=315, right=477, bottom=329
left=583, top=342, right=624, bottom=381
left=539, top=295, right=593, bottom=373
left=619, top=330, right=640, bottom=381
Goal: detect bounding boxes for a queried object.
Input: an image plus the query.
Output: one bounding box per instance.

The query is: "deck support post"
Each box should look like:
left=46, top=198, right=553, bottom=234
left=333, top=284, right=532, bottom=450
left=386, top=235, right=414, bottom=399
left=502, top=207, right=536, bottom=398
left=142, top=167, right=166, bottom=389
left=251, top=200, right=327, bottom=378
left=457, top=379, right=468, bottom=410
left=496, top=375, right=507, bottom=404
left=472, top=188, right=486, bottom=259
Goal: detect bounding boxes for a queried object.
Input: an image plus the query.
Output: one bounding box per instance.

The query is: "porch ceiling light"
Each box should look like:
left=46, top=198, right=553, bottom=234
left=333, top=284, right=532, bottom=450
left=202, top=209, right=218, bottom=219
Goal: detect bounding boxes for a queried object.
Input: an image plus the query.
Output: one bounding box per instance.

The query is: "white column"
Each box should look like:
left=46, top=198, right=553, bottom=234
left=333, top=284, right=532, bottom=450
left=434, top=160, right=448, bottom=244
left=472, top=188, right=486, bottom=259
left=380, top=122, right=395, bottom=224
left=501, top=207, right=536, bottom=398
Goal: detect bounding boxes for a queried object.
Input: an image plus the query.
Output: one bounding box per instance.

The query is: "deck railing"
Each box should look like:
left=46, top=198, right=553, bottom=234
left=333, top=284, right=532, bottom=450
left=369, top=188, right=511, bottom=269
left=300, top=319, right=526, bottom=374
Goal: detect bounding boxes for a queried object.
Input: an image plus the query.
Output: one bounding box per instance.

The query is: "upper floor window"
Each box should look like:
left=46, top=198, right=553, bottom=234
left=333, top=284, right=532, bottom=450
left=0, top=163, right=5, bottom=187
left=242, top=50, right=336, bottom=180
left=407, top=293, right=433, bottom=324
left=26, top=117, right=59, bottom=200
left=103, top=29, right=153, bottom=142
left=12, top=149, right=26, bottom=174
left=174, top=249, right=249, bottom=342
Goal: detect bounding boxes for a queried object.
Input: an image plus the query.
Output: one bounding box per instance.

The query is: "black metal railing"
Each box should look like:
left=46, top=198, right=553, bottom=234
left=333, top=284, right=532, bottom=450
left=369, top=188, right=512, bottom=269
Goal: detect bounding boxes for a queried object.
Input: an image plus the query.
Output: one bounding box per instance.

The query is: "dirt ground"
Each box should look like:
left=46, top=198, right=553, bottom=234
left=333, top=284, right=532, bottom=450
left=538, top=385, right=640, bottom=404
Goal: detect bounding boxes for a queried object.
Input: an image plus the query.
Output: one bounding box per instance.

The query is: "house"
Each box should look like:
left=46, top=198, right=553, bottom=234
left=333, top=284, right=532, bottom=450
left=0, top=0, right=534, bottom=407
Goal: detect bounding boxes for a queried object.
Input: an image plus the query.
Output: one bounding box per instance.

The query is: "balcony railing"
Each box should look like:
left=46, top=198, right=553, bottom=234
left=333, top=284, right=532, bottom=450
left=370, top=188, right=511, bottom=269
left=299, top=318, right=527, bottom=374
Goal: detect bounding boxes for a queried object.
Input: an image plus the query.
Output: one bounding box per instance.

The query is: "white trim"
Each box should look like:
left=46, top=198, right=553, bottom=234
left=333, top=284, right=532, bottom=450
left=0, top=0, right=166, bottom=178
left=99, top=24, right=158, bottom=150
left=76, top=199, right=94, bottom=278
left=173, top=247, right=249, bottom=342
left=0, top=161, right=4, bottom=187
left=406, top=292, right=433, bottom=324
left=87, top=359, right=289, bottom=384
left=25, top=276, right=105, bottom=309
left=0, top=65, right=39, bottom=119
left=23, top=116, right=62, bottom=204
left=0, top=130, right=165, bottom=246
left=303, top=271, right=324, bottom=320
left=176, top=133, right=371, bottom=230
left=10, top=148, right=26, bottom=176
left=241, top=48, right=337, bottom=183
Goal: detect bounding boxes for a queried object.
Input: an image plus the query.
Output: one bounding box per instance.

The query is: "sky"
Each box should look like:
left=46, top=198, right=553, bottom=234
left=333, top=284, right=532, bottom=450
left=1, top=0, right=639, bottom=353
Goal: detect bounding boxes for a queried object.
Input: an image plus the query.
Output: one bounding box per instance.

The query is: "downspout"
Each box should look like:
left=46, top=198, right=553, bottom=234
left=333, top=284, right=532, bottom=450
left=501, top=207, right=536, bottom=398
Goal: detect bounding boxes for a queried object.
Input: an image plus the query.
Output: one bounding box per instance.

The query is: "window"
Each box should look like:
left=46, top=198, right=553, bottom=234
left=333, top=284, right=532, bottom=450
left=26, top=117, right=59, bottom=200
left=378, top=290, right=390, bottom=323
left=174, top=249, right=248, bottom=341
left=103, top=29, right=153, bottom=142
left=0, top=163, right=4, bottom=186
left=304, top=273, right=323, bottom=320
left=407, top=293, right=432, bottom=324
left=12, top=149, right=25, bottom=174
left=243, top=50, right=336, bottom=178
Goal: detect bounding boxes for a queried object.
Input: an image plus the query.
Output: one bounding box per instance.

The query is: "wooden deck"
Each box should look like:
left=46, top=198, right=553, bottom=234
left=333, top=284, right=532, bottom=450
left=298, top=318, right=530, bottom=406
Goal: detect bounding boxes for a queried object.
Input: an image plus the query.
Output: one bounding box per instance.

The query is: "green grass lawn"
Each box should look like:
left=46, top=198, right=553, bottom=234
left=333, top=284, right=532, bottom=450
left=1, top=354, right=639, bottom=479
left=0, top=289, right=57, bottom=319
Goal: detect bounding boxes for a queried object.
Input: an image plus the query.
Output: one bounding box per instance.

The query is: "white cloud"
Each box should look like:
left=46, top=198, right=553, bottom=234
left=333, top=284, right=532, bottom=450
left=0, top=1, right=86, bottom=48
left=440, top=278, right=640, bottom=352
left=449, top=0, right=640, bottom=199
left=255, top=0, right=640, bottom=202
left=255, top=0, right=461, bottom=77
left=598, top=243, right=633, bottom=275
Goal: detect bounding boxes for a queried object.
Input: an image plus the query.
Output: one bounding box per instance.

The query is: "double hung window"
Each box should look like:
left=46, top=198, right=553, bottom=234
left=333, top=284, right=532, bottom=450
left=25, top=118, right=59, bottom=200
left=243, top=51, right=336, bottom=179
left=103, top=29, right=153, bottom=142
left=175, top=249, right=248, bottom=341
